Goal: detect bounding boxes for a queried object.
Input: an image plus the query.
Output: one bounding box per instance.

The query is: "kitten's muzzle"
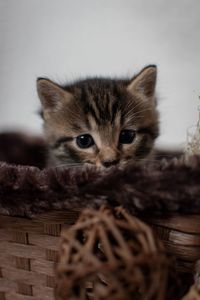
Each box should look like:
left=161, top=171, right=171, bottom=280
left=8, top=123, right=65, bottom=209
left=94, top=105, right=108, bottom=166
left=101, top=159, right=119, bottom=168
left=98, top=146, right=120, bottom=168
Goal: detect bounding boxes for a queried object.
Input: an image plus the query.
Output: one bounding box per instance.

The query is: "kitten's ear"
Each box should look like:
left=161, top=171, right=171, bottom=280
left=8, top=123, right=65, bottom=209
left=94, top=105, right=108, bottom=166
left=37, top=78, right=72, bottom=113
left=127, top=65, right=157, bottom=101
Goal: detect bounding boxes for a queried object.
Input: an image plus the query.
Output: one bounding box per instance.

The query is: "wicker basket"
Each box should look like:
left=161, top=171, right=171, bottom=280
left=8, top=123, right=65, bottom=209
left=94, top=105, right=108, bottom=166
left=0, top=210, right=199, bottom=300
left=0, top=133, right=200, bottom=299
left=145, top=214, right=200, bottom=274
left=0, top=211, right=79, bottom=300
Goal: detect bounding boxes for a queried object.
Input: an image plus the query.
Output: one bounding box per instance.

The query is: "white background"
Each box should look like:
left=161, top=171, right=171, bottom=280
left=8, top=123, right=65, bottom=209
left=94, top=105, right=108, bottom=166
left=0, top=0, right=200, bottom=149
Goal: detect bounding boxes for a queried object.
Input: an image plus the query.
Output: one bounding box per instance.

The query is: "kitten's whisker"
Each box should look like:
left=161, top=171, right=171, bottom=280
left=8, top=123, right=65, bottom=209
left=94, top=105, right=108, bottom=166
left=125, top=102, right=148, bottom=115
left=125, top=113, right=148, bottom=122
left=54, top=162, right=85, bottom=168
left=126, top=101, right=143, bottom=111
left=124, top=109, right=152, bottom=120
left=126, top=108, right=152, bottom=116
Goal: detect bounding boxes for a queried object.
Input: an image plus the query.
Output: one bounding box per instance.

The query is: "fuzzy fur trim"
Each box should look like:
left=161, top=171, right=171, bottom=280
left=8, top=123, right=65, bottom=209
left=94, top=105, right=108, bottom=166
left=0, top=133, right=200, bottom=218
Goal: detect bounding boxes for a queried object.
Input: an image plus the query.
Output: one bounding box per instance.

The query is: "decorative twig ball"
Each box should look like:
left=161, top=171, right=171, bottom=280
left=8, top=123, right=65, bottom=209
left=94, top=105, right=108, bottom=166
left=55, top=206, right=177, bottom=300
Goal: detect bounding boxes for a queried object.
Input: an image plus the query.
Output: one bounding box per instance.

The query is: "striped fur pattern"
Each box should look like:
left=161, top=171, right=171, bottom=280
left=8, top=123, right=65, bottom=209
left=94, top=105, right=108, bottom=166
left=37, top=65, right=159, bottom=168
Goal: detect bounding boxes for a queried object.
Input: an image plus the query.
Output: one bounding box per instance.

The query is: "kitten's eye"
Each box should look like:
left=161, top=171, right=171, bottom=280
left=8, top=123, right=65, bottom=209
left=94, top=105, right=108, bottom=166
left=119, top=130, right=136, bottom=144
left=76, top=134, right=94, bottom=148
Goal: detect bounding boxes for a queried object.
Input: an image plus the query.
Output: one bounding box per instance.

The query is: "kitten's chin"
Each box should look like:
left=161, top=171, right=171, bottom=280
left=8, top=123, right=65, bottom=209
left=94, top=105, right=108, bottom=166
left=85, top=162, right=106, bottom=171
left=84, top=161, right=118, bottom=171
left=88, top=160, right=127, bottom=170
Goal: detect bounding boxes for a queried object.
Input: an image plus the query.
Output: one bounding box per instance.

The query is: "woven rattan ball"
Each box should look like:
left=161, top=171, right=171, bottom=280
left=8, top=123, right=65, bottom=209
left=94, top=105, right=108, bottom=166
left=55, top=206, right=176, bottom=300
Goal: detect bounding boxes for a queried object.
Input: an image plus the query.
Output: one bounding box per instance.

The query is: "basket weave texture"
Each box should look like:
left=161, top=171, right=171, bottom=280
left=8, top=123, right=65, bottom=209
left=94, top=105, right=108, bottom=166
left=0, top=211, right=79, bottom=300
left=0, top=209, right=199, bottom=300
left=55, top=207, right=178, bottom=300
left=145, top=215, right=200, bottom=274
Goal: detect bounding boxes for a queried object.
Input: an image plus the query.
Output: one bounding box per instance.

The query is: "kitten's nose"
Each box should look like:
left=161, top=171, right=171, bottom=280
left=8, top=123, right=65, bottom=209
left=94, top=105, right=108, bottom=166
left=101, top=159, right=119, bottom=168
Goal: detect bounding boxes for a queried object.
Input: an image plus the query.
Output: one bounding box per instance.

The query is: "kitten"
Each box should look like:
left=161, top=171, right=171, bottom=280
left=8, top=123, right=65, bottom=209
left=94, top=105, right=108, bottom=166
left=37, top=65, right=159, bottom=168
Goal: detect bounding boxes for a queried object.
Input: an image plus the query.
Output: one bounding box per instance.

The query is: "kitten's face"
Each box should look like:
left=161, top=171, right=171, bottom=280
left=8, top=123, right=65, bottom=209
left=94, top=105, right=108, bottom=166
left=37, top=66, right=159, bottom=168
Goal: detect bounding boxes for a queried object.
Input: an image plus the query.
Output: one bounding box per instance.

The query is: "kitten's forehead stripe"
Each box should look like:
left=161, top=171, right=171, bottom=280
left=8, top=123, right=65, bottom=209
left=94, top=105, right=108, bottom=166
left=86, top=104, right=100, bottom=125
left=67, top=78, right=125, bottom=126
left=111, top=101, right=120, bottom=124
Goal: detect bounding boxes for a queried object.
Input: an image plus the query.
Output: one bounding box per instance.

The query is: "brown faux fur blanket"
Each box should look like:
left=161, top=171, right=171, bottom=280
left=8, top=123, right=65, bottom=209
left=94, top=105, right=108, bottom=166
left=0, top=132, right=200, bottom=217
